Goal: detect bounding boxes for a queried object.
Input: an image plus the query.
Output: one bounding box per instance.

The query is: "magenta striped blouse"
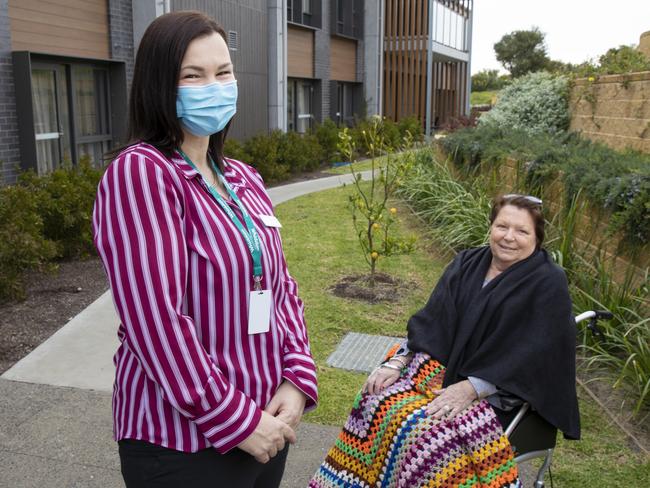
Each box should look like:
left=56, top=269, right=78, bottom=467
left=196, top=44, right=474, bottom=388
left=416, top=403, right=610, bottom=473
left=93, top=142, right=318, bottom=453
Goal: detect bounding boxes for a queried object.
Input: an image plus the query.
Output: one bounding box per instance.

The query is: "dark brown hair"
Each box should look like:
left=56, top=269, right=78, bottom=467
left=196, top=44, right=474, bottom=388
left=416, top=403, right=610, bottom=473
left=489, top=194, right=545, bottom=247
left=110, top=11, right=230, bottom=170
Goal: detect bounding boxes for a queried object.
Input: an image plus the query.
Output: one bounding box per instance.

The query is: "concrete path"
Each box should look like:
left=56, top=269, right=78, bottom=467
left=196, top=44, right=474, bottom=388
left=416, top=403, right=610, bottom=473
left=0, top=170, right=370, bottom=487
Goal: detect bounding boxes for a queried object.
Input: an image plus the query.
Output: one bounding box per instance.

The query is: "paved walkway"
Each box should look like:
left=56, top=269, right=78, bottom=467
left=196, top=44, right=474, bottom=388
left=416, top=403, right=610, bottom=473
left=0, top=171, right=370, bottom=488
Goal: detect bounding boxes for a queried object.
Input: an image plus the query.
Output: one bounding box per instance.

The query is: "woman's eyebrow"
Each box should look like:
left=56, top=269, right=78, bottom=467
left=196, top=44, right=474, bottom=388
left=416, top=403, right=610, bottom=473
left=180, top=62, right=233, bottom=72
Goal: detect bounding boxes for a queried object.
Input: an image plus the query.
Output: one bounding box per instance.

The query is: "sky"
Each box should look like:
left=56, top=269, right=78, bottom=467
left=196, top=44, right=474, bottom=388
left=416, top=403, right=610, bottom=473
left=470, top=0, right=650, bottom=74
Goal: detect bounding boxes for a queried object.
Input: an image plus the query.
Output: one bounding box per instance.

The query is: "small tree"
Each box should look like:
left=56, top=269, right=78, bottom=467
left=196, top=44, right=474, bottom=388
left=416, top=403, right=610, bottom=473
left=337, top=116, right=416, bottom=287
left=494, top=27, right=550, bottom=78
left=471, top=69, right=508, bottom=92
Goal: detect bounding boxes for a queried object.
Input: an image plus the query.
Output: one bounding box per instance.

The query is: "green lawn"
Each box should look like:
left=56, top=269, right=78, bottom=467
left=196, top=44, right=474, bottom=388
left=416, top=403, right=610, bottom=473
left=274, top=183, right=650, bottom=486
left=470, top=90, right=498, bottom=106
left=324, top=156, right=387, bottom=175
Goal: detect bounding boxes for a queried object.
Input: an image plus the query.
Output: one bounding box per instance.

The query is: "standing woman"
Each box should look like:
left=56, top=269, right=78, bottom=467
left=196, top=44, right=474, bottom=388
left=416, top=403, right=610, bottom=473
left=93, top=11, right=317, bottom=487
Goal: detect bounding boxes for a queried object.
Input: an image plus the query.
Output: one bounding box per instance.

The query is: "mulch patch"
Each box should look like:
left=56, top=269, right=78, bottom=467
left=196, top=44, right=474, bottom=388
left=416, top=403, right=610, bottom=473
left=0, top=257, right=109, bottom=374
left=330, top=272, right=410, bottom=303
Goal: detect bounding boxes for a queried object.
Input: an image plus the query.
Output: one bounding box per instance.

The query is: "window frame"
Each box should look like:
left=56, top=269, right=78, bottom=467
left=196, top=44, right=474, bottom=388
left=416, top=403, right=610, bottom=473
left=12, top=51, right=126, bottom=174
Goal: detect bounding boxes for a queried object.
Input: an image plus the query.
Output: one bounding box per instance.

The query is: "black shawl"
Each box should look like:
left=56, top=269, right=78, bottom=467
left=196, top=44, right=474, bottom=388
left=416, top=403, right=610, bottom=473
left=407, top=246, right=580, bottom=440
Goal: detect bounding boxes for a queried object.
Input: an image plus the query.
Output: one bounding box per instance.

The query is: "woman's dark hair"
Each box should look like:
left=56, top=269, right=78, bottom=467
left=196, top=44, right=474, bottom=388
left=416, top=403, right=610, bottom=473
left=489, top=194, right=545, bottom=247
left=109, top=11, right=230, bottom=170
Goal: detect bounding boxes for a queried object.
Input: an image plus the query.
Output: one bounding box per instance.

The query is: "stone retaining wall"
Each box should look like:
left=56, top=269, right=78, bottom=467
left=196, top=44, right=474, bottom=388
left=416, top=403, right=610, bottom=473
left=570, top=71, right=650, bottom=154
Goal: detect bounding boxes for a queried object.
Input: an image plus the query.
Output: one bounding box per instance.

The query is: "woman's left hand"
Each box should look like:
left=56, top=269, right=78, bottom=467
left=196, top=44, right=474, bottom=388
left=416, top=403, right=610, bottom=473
left=265, top=381, right=307, bottom=430
left=426, top=380, right=478, bottom=419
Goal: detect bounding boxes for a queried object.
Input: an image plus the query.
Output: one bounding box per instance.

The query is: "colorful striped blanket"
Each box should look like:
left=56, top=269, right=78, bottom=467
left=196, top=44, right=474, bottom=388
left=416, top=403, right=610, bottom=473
left=309, top=353, right=521, bottom=488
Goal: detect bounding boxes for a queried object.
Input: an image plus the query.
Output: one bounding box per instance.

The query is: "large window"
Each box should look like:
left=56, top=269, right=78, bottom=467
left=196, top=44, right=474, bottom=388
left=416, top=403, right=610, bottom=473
left=287, top=78, right=315, bottom=133
left=30, top=63, right=111, bottom=173
left=14, top=52, right=124, bottom=176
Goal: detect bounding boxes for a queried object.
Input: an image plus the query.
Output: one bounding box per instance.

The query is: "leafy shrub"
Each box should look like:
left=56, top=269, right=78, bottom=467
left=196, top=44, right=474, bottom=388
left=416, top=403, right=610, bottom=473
left=397, top=116, right=424, bottom=143
left=0, top=185, right=57, bottom=301
left=439, top=112, right=479, bottom=133
left=224, top=138, right=249, bottom=163
left=313, top=118, right=341, bottom=162
left=242, top=130, right=289, bottom=183
left=479, top=71, right=570, bottom=135
left=396, top=148, right=491, bottom=251
left=350, top=116, right=402, bottom=157
left=441, top=124, right=650, bottom=245
left=564, top=45, right=650, bottom=78
left=278, top=131, right=322, bottom=173
left=19, top=159, right=103, bottom=258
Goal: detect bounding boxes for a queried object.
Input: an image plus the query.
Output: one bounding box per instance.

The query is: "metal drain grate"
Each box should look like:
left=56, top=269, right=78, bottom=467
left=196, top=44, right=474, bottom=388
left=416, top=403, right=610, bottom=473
left=326, top=332, right=402, bottom=373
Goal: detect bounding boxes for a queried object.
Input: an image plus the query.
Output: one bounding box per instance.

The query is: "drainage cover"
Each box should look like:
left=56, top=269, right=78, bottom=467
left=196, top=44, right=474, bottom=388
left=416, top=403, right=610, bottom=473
left=326, top=332, right=402, bottom=373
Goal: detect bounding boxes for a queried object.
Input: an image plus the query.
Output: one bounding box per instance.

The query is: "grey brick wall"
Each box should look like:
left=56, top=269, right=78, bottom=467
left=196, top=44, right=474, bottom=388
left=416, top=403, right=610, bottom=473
left=314, top=0, right=331, bottom=123
left=0, top=0, right=20, bottom=185
left=108, top=0, right=135, bottom=94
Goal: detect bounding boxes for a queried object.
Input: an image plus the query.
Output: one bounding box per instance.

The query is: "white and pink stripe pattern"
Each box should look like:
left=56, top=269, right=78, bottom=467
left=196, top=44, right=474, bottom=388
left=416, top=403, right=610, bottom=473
left=93, top=142, right=317, bottom=453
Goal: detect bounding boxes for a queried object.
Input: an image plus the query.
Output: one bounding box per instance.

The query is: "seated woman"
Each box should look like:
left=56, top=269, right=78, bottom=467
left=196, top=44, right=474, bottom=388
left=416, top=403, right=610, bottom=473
left=310, top=194, right=580, bottom=488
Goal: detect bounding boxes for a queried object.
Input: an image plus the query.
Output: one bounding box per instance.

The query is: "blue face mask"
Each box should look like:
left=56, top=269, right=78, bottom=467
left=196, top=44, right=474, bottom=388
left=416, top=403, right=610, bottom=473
left=176, top=80, right=238, bottom=136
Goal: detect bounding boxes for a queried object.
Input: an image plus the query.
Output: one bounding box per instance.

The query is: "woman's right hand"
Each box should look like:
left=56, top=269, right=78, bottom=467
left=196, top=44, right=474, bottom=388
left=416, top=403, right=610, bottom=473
left=363, top=362, right=402, bottom=395
left=237, top=411, right=296, bottom=463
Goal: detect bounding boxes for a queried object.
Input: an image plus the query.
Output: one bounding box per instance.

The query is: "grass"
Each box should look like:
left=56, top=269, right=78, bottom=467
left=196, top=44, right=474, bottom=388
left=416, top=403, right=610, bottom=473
left=274, top=182, right=446, bottom=424
left=274, top=181, right=650, bottom=485
left=324, top=156, right=388, bottom=175
left=470, top=90, right=498, bottom=106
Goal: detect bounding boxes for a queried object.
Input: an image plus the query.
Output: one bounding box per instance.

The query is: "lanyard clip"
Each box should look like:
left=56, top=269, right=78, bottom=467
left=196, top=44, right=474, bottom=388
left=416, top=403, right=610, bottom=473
left=253, top=275, right=263, bottom=291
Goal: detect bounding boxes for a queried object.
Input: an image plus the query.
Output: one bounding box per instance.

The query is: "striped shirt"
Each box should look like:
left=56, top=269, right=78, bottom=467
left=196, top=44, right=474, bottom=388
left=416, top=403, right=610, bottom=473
left=93, top=142, right=318, bottom=453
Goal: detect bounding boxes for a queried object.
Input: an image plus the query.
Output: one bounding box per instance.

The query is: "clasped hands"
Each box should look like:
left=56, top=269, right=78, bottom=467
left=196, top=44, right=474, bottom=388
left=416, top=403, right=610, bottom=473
left=237, top=381, right=306, bottom=464
left=363, top=357, right=478, bottom=420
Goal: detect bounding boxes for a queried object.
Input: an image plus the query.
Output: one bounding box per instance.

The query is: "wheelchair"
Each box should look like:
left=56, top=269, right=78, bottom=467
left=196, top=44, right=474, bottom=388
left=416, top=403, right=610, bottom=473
left=503, top=310, right=612, bottom=488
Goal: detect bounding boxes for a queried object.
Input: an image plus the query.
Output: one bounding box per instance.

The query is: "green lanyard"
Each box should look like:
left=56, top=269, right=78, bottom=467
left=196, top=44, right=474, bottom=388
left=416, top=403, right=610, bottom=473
left=177, top=149, right=264, bottom=290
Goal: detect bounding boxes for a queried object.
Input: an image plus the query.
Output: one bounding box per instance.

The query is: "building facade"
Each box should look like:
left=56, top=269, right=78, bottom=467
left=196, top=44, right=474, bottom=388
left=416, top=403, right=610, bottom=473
left=0, top=0, right=472, bottom=184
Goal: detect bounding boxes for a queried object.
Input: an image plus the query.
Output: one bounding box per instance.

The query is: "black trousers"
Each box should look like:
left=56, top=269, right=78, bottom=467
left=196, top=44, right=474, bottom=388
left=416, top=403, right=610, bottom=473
left=118, top=439, right=289, bottom=488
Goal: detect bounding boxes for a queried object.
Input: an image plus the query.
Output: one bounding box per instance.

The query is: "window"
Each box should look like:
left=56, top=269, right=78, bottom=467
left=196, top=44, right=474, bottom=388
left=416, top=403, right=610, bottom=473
left=287, top=0, right=321, bottom=29
left=302, top=0, right=312, bottom=24
left=332, top=0, right=363, bottom=39
left=155, top=0, right=170, bottom=17
left=31, top=66, right=71, bottom=173
left=73, top=66, right=112, bottom=166
left=331, top=81, right=361, bottom=127
left=287, top=78, right=314, bottom=133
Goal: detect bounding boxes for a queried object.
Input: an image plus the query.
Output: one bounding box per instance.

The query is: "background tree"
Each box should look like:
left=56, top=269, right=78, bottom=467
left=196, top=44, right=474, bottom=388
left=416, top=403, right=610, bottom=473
left=494, top=27, right=550, bottom=77
left=471, top=69, right=509, bottom=91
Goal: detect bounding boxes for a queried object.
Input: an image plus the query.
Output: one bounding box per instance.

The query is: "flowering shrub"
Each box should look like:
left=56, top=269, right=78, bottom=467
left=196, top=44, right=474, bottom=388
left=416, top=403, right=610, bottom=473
left=479, top=71, right=570, bottom=135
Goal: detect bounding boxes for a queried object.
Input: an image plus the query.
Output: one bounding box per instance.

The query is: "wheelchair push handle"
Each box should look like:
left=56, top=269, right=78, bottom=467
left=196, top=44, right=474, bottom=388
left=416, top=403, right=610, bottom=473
left=575, top=310, right=613, bottom=341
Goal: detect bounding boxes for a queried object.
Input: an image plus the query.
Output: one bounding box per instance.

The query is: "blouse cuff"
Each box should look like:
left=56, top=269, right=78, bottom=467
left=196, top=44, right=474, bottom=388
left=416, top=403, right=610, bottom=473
left=467, top=376, right=498, bottom=400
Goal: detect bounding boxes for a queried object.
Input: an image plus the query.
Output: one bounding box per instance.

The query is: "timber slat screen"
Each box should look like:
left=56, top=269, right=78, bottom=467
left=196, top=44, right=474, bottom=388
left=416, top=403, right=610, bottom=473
left=383, top=0, right=472, bottom=130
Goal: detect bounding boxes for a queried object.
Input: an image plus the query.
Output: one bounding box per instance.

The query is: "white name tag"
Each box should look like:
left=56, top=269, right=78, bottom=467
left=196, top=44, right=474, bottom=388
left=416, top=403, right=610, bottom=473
left=248, top=290, right=272, bottom=334
left=259, top=214, right=282, bottom=228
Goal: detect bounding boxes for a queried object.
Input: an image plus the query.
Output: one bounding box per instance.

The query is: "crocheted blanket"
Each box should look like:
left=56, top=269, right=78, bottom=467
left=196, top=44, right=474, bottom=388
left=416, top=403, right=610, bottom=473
left=309, top=353, right=521, bottom=488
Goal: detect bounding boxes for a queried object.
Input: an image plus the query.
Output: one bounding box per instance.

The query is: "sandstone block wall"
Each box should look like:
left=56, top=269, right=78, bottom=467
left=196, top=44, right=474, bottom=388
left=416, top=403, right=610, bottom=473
left=570, top=71, right=650, bottom=154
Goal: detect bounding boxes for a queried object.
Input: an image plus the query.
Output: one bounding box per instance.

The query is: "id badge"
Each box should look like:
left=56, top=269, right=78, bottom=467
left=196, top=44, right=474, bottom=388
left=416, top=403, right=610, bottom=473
left=248, top=290, right=272, bottom=334
left=259, top=214, right=282, bottom=228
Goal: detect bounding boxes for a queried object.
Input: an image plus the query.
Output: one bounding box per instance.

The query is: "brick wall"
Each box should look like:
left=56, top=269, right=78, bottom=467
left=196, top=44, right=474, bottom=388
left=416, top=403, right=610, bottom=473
left=569, top=71, right=650, bottom=154
left=108, top=0, right=134, bottom=94
left=314, top=0, right=331, bottom=123
left=0, top=0, right=20, bottom=185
